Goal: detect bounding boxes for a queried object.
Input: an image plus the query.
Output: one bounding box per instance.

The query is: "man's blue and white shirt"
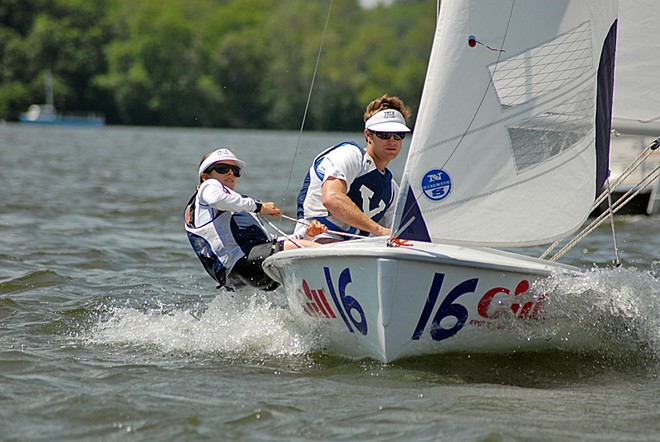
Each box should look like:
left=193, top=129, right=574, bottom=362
left=295, top=141, right=398, bottom=240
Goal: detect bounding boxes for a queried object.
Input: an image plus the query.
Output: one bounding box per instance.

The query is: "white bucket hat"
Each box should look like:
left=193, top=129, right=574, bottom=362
left=198, top=148, right=246, bottom=180
left=364, top=109, right=411, bottom=132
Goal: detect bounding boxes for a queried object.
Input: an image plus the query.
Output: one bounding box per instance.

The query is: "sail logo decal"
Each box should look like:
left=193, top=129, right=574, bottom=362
left=421, top=169, right=451, bottom=201
left=297, top=268, right=368, bottom=335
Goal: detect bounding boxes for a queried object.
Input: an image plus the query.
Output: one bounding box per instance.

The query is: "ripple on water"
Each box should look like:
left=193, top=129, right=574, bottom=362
left=0, top=269, right=69, bottom=295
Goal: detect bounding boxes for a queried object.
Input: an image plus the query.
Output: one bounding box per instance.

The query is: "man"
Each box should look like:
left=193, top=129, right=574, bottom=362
left=295, top=95, right=412, bottom=242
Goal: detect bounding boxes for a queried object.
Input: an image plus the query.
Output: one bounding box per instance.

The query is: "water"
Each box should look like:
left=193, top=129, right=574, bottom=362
left=1, top=123, right=659, bottom=441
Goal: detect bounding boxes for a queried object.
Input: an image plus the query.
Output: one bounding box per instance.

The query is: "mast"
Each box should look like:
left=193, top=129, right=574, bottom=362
left=45, top=69, right=54, bottom=107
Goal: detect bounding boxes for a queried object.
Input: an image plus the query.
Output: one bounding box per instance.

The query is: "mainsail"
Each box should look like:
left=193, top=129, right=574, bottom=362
left=393, top=0, right=618, bottom=247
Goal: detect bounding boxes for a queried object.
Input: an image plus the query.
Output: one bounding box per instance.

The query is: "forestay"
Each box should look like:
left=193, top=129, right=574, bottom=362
left=393, top=0, right=618, bottom=247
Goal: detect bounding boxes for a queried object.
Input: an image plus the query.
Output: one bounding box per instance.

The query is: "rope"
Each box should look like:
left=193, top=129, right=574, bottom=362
left=263, top=217, right=304, bottom=249
left=279, top=213, right=367, bottom=240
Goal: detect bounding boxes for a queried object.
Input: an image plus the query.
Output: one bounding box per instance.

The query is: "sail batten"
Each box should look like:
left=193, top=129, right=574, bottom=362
left=393, top=0, right=617, bottom=247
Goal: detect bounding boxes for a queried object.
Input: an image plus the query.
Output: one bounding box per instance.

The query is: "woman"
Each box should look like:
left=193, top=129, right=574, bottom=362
left=184, top=148, right=325, bottom=290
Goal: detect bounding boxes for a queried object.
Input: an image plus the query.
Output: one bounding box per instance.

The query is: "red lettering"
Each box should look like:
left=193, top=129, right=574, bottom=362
left=477, top=279, right=543, bottom=321
left=512, top=280, right=545, bottom=319
left=511, top=280, right=534, bottom=318
left=478, top=287, right=509, bottom=319
left=531, top=294, right=545, bottom=319
left=302, top=280, right=314, bottom=301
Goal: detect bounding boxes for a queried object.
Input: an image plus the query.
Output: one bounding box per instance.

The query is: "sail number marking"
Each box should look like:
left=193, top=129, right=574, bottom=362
left=412, top=273, right=543, bottom=341
left=323, top=267, right=368, bottom=335
left=298, top=269, right=542, bottom=341
left=412, top=273, right=476, bottom=341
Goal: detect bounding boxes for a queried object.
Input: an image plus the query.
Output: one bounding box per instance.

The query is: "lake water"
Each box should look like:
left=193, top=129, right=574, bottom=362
left=1, top=123, right=659, bottom=441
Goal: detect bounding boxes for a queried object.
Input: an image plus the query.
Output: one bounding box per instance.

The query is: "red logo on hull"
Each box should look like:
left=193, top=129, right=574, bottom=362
left=476, top=279, right=544, bottom=321
left=297, top=279, right=336, bottom=319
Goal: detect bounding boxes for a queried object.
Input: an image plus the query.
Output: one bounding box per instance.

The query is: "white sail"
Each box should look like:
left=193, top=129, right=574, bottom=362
left=612, top=0, right=660, bottom=135
left=393, top=0, right=618, bottom=247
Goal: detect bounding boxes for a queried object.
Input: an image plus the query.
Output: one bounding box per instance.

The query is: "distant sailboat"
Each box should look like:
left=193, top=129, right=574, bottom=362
left=19, top=69, right=105, bottom=127
left=604, top=0, right=660, bottom=215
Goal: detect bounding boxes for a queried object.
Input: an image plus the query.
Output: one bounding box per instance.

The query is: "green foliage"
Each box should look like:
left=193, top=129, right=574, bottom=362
left=0, top=0, right=115, bottom=116
left=0, top=0, right=437, bottom=129
left=97, top=0, right=207, bottom=124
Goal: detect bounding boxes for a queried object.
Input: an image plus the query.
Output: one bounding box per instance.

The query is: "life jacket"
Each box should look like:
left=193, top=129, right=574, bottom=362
left=184, top=190, right=227, bottom=286
left=297, top=142, right=394, bottom=237
left=184, top=188, right=274, bottom=286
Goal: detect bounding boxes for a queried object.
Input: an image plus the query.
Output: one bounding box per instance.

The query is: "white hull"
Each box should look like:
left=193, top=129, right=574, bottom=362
left=263, top=238, right=582, bottom=362
left=19, top=104, right=105, bottom=127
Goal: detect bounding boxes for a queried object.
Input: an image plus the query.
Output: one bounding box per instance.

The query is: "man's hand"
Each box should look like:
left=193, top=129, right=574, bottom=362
left=305, top=220, right=328, bottom=237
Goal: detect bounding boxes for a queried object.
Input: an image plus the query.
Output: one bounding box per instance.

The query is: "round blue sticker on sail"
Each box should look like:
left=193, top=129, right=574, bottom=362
left=421, top=169, right=451, bottom=201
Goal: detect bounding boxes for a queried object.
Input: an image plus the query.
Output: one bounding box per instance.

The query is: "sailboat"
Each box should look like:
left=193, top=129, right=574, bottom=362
left=605, top=0, right=660, bottom=215
left=19, top=69, right=105, bottom=127
left=263, top=0, right=620, bottom=362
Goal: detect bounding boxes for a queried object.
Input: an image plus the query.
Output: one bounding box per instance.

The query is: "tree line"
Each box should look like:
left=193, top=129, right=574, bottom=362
left=0, top=0, right=436, bottom=131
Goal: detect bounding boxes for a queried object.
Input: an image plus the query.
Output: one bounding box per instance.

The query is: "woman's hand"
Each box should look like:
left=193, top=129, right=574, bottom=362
left=259, top=202, right=282, bottom=217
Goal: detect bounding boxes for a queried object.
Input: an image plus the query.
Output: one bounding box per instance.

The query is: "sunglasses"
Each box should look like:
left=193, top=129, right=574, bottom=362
left=371, top=131, right=406, bottom=141
left=208, top=163, right=242, bottom=177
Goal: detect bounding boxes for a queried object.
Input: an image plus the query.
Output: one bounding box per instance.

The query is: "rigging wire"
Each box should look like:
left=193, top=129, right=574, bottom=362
left=279, top=0, right=334, bottom=231
left=540, top=137, right=660, bottom=260
left=590, top=136, right=659, bottom=210
left=545, top=163, right=659, bottom=262
left=604, top=177, right=622, bottom=266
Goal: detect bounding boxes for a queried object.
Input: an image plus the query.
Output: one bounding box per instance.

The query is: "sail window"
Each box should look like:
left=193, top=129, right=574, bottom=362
left=488, top=21, right=595, bottom=172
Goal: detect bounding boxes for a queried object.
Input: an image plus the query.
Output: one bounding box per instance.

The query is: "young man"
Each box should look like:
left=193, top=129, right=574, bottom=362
left=295, top=95, right=412, bottom=242
left=185, top=148, right=324, bottom=290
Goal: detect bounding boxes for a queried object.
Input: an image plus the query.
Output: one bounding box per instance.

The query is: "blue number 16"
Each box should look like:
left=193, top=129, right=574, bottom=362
left=411, top=273, right=477, bottom=341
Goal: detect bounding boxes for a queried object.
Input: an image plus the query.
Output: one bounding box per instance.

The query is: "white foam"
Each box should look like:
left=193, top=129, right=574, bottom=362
left=531, top=266, right=660, bottom=356
left=84, top=287, right=325, bottom=358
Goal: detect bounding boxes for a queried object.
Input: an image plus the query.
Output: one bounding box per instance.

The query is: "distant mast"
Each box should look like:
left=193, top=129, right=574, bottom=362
left=45, top=69, right=54, bottom=108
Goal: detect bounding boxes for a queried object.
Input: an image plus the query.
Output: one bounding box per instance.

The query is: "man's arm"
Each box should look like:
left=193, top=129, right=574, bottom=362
left=322, top=177, right=391, bottom=237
